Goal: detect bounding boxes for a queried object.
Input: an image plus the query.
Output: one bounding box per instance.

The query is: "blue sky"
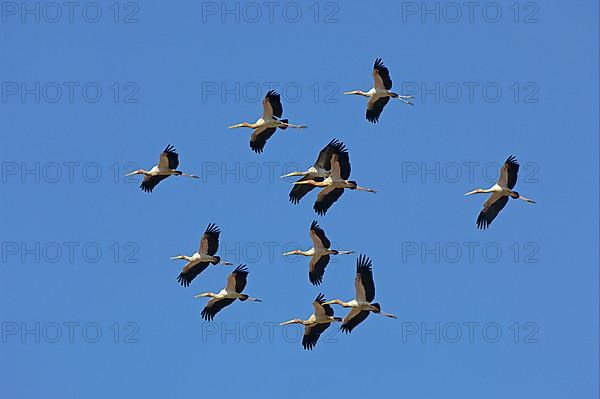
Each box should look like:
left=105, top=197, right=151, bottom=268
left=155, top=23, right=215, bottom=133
left=1, top=1, right=598, bottom=398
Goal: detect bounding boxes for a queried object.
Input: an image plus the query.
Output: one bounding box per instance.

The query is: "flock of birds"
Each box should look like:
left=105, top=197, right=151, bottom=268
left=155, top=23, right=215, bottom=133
left=126, top=59, right=536, bottom=350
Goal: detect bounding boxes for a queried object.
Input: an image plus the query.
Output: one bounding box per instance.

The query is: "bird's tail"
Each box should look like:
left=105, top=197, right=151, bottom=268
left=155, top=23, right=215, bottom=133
left=389, top=92, right=399, bottom=98
left=279, top=119, right=288, bottom=130
left=210, top=256, right=221, bottom=265
left=333, top=317, right=343, bottom=322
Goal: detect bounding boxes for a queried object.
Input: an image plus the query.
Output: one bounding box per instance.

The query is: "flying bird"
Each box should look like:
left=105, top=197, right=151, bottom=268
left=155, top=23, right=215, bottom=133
left=171, top=223, right=233, bottom=287
left=465, top=156, right=536, bottom=229
left=344, top=58, right=413, bottom=123
left=125, top=144, right=199, bottom=192
left=279, top=293, right=342, bottom=350
left=228, top=90, right=307, bottom=153
left=323, top=255, right=396, bottom=333
left=293, top=148, right=376, bottom=216
left=282, top=139, right=347, bottom=205
left=282, top=221, right=353, bottom=285
left=194, top=265, right=261, bottom=321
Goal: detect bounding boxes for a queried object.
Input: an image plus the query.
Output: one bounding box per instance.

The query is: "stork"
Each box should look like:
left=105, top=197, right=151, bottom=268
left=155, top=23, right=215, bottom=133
left=125, top=144, right=199, bottom=192
left=465, top=156, right=536, bottom=229
left=194, top=265, right=261, bottom=321
left=323, top=255, right=396, bottom=333
left=344, top=58, right=413, bottom=123
left=282, top=220, right=353, bottom=285
left=279, top=293, right=342, bottom=350
left=293, top=150, right=376, bottom=216
left=228, top=90, right=307, bottom=153
left=282, top=138, right=348, bottom=205
left=171, top=223, right=233, bottom=287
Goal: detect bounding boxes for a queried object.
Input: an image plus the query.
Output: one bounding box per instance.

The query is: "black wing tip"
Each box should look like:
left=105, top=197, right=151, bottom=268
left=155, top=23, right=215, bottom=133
left=177, top=273, right=191, bottom=287
left=314, top=293, right=326, bottom=303
left=250, top=142, right=265, bottom=153
left=476, top=217, right=490, bottom=229
left=302, top=338, right=317, bottom=350
left=234, top=264, right=249, bottom=274
left=163, top=144, right=177, bottom=154
left=310, top=220, right=321, bottom=231
left=140, top=183, right=153, bottom=193
left=205, top=223, right=221, bottom=235
left=356, top=254, right=373, bottom=272
left=265, top=90, right=280, bottom=98
left=289, top=195, right=301, bottom=204
left=374, top=58, right=384, bottom=68
left=200, top=308, right=215, bottom=321
left=506, top=155, right=519, bottom=165
left=309, top=274, right=323, bottom=286
left=326, top=138, right=347, bottom=153
left=314, top=204, right=328, bottom=216
left=476, top=212, right=491, bottom=229
left=365, top=111, right=380, bottom=123
left=340, top=325, right=353, bottom=334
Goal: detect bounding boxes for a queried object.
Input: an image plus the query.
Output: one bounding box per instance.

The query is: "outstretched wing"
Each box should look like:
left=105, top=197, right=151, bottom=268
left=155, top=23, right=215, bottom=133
left=140, top=175, right=169, bottom=193
left=366, top=96, right=390, bottom=123
left=199, top=223, right=220, bottom=256
left=330, top=152, right=351, bottom=181
left=340, top=308, right=370, bottom=333
left=158, top=144, right=179, bottom=170
left=477, top=195, right=509, bottom=229
left=309, top=220, right=331, bottom=249
left=314, top=139, right=347, bottom=171
left=226, top=265, right=249, bottom=293
left=177, top=261, right=210, bottom=287
left=309, top=254, right=330, bottom=286
left=313, top=293, right=334, bottom=318
left=201, top=298, right=236, bottom=321
left=302, top=323, right=330, bottom=350
left=289, top=176, right=323, bottom=204
left=355, top=254, right=375, bottom=303
left=372, top=58, right=392, bottom=90
left=263, top=90, right=283, bottom=119
left=250, top=126, right=277, bottom=153
left=314, top=187, right=344, bottom=216
left=497, top=155, right=519, bottom=189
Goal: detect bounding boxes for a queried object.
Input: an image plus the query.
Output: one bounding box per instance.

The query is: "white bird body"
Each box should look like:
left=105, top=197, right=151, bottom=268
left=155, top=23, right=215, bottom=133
left=178, top=252, right=220, bottom=264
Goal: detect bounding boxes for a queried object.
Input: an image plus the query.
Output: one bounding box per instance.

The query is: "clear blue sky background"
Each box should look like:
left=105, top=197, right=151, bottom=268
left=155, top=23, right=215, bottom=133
left=1, top=1, right=598, bottom=398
